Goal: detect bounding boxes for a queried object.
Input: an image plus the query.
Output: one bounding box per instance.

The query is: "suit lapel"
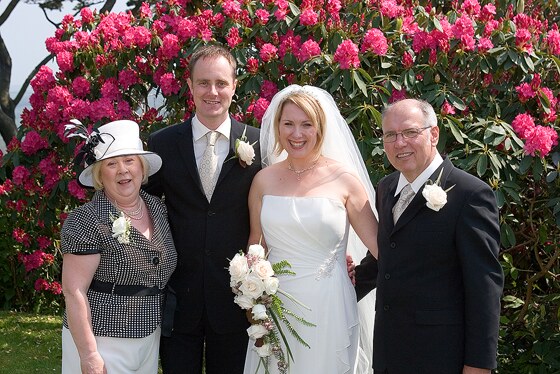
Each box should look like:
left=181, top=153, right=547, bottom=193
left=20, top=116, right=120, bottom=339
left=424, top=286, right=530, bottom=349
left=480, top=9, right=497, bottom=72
left=174, top=119, right=205, bottom=195
left=391, top=158, right=454, bottom=233
left=216, top=119, right=243, bottom=186
left=381, top=175, right=400, bottom=233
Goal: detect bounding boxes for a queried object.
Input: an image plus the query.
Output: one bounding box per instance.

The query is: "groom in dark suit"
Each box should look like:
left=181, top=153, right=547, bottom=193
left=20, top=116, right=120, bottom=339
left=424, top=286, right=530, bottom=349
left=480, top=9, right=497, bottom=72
left=146, top=45, right=260, bottom=373
left=355, top=99, right=503, bottom=373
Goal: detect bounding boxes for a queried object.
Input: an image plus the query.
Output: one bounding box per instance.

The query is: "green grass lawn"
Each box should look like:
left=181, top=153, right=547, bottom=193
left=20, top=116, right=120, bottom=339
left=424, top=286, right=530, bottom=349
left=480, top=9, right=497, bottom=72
left=0, top=310, right=62, bottom=373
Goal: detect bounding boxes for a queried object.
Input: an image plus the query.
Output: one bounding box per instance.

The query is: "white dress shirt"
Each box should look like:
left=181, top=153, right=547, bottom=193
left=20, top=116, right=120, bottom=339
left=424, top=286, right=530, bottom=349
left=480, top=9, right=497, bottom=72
left=192, top=115, right=231, bottom=176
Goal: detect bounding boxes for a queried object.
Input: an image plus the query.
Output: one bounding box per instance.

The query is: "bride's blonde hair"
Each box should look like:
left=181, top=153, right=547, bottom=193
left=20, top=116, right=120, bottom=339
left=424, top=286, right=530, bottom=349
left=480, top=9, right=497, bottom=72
left=272, top=91, right=326, bottom=159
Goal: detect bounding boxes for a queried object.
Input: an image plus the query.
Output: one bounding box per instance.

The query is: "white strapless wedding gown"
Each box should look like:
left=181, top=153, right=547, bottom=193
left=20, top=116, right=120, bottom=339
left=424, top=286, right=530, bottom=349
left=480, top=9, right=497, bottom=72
left=243, top=195, right=370, bottom=374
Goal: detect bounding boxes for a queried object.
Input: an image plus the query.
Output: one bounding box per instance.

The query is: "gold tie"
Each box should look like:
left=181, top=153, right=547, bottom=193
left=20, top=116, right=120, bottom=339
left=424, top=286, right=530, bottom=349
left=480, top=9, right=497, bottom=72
left=199, top=131, right=220, bottom=202
left=393, top=184, right=415, bottom=223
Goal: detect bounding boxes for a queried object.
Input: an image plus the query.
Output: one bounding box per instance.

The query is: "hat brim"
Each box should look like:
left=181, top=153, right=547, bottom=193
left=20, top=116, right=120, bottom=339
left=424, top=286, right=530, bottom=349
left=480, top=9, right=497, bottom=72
left=78, top=150, right=162, bottom=188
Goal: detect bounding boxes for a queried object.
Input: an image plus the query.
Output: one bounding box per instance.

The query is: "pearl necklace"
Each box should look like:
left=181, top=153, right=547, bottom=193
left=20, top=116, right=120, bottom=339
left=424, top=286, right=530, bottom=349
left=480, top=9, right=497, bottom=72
left=288, top=160, right=319, bottom=180
left=115, top=198, right=144, bottom=220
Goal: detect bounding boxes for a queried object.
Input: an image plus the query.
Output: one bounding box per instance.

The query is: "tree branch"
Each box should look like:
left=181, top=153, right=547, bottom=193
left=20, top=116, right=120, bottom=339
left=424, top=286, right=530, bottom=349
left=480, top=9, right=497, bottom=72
left=0, top=0, right=20, bottom=27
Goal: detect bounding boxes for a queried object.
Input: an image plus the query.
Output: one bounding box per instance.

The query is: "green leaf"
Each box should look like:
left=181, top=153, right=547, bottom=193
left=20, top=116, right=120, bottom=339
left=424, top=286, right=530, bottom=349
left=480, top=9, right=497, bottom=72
left=546, top=171, right=558, bottom=183
left=519, top=155, right=532, bottom=174
left=477, top=154, right=488, bottom=176
left=446, top=119, right=464, bottom=144
left=352, top=70, right=368, bottom=97
left=503, top=295, right=524, bottom=308
left=500, top=222, right=516, bottom=247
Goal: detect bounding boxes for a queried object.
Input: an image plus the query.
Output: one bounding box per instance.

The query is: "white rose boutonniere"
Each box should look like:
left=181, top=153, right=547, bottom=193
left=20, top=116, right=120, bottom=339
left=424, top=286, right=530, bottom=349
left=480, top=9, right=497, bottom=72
left=422, top=168, right=455, bottom=212
left=233, top=126, right=257, bottom=168
left=110, top=212, right=131, bottom=244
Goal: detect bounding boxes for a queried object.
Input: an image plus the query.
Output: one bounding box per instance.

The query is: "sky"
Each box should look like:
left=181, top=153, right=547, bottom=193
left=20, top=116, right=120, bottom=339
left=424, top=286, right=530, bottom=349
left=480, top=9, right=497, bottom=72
left=0, top=1, right=128, bottom=150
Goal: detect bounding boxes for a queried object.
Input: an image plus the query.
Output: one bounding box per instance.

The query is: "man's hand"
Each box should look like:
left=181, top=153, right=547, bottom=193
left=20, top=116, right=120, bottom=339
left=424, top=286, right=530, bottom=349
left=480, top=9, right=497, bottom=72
left=463, top=365, right=491, bottom=374
left=346, top=254, right=356, bottom=285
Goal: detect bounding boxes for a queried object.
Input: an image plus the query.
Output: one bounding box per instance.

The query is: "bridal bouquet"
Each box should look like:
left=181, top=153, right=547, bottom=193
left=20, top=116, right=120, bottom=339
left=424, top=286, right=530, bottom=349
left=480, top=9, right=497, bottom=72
left=229, top=244, right=314, bottom=374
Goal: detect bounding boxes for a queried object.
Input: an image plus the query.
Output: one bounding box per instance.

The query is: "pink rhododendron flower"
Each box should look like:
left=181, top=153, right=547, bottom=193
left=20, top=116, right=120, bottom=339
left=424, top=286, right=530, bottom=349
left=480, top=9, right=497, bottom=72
left=80, top=7, right=95, bottom=24
left=515, top=28, right=533, bottom=53
left=477, top=37, right=493, bottom=53
left=72, top=76, right=91, bottom=98
left=380, top=0, right=404, bottom=18
left=89, top=98, right=117, bottom=123
left=300, top=9, right=319, bottom=26
left=56, top=50, right=74, bottom=74
left=226, top=27, right=242, bottom=48
left=31, top=65, right=56, bottom=93
left=35, top=278, right=50, bottom=291
left=523, top=126, right=559, bottom=157
left=260, top=80, right=278, bottom=101
left=21, top=131, right=49, bottom=156
left=160, top=34, right=180, bottom=59
left=402, top=52, right=414, bottom=69
left=515, top=83, right=536, bottom=103
left=13, top=228, right=32, bottom=248
left=255, top=9, right=270, bottom=25
left=12, top=165, right=31, bottom=186
left=68, top=179, right=87, bottom=201
left=327, top=0, right=342, bottom=19
left=297, top=39, right=321, bottom=62
left=334, top=39, right=360, bottom=69
left=483, top=74, right=493, bottom=87
left=278, top=31, right=301, bottom=59
left=222, top=0, right=242, bottom=19
left=545, top=28, right=560, bottom=55
left=177, top=19, right=198, bottom=40
left=260, top=43, right=278, bottom=62
left=361, top=28, right=388, bottom=55
left=441, top=101, right=456, bottom=115
left=37, top=236, right=52, bottom=251
left=124, top=26, right=152, bottom=49
left=274, top=0, right=289, bottom=21
left=246, top=57, right=259, bottom=74
left=253, top=98, right=270, bottom=123
left=460, top=0, right=481, bottom=16
left=101, top=78, right=121, bottom=101
left=480, top=4, right=496, bottom=22
left=50, top=281, right=63, bottom=295
left=389, top=89, right=407, bottom=103
left=159, top=73, right=181, bottom=96
left=118, top=69, right=139, bottom=90
left=511, top=113, right=536, bottom=139
left=484, top=20, right=500, bottom=37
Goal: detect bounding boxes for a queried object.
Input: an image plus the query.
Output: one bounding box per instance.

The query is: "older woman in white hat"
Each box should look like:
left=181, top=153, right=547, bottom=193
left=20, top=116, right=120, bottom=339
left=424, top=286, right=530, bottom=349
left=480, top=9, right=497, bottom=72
left=61, top=120, right=177, bottom=374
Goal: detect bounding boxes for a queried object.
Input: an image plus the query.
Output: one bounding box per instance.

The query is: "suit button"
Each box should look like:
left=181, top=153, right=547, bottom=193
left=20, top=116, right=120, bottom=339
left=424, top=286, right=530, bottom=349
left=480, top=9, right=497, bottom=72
left=384, top=305, right=390, bottom=311
left=384, top=273, right=390, bottom=280
left=208, top=211, right=215, bottom=216
left=152, top=256, right=160, bottom=265
left=205, top=250, right=211, bottom=256
left=390, top=242, right=396, bottom=249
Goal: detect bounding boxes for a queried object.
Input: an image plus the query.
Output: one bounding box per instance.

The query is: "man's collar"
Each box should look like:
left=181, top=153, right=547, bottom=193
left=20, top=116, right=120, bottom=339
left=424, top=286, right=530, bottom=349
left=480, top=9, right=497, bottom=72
left=192, top=114, right=232, bottom=141
left=394, top=153, right=444, bottom=196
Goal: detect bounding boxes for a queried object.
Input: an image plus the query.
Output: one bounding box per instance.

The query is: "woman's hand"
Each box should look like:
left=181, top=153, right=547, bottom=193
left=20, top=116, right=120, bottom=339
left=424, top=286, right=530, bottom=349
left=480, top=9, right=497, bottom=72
left=80, top=351, right=107, bottom=374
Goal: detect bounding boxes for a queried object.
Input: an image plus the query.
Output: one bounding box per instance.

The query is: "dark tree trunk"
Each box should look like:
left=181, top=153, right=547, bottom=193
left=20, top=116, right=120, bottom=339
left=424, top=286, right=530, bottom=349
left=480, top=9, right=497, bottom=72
left=0, top=34, right=17, bottom=147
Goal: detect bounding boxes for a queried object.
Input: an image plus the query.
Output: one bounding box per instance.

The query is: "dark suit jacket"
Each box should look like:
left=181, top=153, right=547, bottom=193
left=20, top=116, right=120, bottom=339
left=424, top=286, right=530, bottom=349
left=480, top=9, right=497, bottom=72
left=145, top=117, right=261, bottom=334
left=356, top=157, right=503, bottom=373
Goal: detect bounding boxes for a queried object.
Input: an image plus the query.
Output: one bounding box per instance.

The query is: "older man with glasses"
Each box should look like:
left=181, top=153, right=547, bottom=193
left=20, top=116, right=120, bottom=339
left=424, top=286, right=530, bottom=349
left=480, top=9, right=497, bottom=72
left=355, top=98, right=504, bottom=374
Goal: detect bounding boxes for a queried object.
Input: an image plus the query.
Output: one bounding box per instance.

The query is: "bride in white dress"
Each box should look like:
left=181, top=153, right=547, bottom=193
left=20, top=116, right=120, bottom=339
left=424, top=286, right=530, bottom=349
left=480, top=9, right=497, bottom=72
left=243, top=85, right=378, bottom=374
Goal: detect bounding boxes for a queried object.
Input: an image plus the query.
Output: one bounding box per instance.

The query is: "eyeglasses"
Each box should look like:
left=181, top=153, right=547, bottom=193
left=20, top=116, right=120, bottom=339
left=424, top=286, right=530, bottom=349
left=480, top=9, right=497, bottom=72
left=382, top=126, right=432, bottom=143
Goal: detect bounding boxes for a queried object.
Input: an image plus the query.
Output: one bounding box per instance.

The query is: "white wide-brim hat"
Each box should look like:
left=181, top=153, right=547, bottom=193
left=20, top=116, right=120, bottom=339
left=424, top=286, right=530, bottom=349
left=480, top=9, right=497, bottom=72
left=77, top=120, right=162, bottom=187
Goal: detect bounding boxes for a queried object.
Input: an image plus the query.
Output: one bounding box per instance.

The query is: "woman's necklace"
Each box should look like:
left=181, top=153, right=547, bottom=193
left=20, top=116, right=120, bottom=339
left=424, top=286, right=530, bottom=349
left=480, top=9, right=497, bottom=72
left=115, top=198, right=144, bottom=220
left=288, top=159, right=319, bottom=181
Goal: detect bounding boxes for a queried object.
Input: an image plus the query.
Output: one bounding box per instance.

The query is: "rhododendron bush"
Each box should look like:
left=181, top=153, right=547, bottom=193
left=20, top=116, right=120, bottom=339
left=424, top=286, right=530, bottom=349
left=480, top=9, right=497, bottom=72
left=0, top=0, right=558, bottom=369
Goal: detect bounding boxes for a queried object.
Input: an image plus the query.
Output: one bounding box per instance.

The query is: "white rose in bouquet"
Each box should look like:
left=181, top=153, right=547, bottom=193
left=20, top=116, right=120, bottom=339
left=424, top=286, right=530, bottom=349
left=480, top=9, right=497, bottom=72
left=111, top=212, right=131, bottom=244
left=234, top=294, right=254, bottom=309
left=263, top=277, right=279, bottom=295
left=229, top=253, right=249, bottom=283
left=247, top=324, right=269, bottom=339
left=253, top=260, right=274, bottom=280
left=247, top=244, right=265, bottom=259
left=251, top=304, right=268, bottom=320
left=239, top=273, right=266, bottom=299
left=255, top=343, right=271, bottom=358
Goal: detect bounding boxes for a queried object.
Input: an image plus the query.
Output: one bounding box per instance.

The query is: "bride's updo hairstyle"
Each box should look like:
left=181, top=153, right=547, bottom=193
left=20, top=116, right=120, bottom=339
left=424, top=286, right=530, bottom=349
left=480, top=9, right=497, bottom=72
left=272, top=90, right=326, bottom=160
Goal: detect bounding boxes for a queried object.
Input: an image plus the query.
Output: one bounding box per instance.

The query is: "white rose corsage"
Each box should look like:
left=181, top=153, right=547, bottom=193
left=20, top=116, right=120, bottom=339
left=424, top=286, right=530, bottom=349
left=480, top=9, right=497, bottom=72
left=110, top=212, right=131, bottom=244
left=233, top=126, right=257, bottom=168
left=422, top=168, right=455, bottom=212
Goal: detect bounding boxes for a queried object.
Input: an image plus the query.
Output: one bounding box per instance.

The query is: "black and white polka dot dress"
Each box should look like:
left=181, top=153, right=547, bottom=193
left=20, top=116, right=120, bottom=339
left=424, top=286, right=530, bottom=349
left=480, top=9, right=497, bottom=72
left=61, top=189, right=177, bottom=338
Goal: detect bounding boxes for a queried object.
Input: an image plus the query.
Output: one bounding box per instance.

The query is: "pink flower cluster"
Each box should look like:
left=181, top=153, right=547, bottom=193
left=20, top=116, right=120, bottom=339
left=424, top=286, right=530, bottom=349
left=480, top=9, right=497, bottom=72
left=361, top=28, right=388, bottom=56
left=512, top=113, right=558, bottom=157
left=334, top=40, right=360, bottom=69
left=35, top=278, right=62, bottom=295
